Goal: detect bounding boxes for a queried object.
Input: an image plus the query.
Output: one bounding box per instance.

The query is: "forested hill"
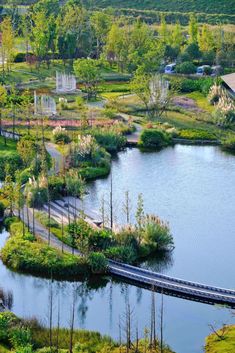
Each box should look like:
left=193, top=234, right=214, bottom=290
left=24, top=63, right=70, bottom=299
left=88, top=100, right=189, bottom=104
left=84, top=0, right=235, bottom=15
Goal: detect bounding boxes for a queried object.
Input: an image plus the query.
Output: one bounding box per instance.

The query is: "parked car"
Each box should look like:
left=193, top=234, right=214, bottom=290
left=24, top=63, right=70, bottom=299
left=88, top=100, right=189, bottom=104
left=164, top=63, right=176, bottom=74
left=196, top=65, right=211, bottom=76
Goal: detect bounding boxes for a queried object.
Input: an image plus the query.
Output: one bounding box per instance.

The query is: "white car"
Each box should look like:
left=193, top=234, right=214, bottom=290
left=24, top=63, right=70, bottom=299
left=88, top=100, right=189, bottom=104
left=196, top=65, right=211, bottom=76
left=164, top=63, right=176, bottom=74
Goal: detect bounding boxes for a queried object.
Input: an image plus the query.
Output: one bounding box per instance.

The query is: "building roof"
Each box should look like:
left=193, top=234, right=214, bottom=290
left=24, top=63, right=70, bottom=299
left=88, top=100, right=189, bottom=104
left=221, top=73, right=235, bottom=93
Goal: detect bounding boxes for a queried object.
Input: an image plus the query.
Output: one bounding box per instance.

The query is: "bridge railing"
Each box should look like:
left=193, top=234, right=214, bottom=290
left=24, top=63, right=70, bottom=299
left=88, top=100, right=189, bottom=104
left=110, top=266, right=235, bottom=304
left=108, top=259, right=235, bottom=296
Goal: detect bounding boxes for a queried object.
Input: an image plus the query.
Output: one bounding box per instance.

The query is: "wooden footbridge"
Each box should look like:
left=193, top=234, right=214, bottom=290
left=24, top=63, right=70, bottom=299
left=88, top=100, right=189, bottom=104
left=108, top=260, right=235, bottom=308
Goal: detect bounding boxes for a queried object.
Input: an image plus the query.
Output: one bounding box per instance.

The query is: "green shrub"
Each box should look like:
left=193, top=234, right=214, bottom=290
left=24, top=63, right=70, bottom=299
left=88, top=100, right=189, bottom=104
left=14, top=52, right=26, bottom=63
left=222, top=135, right=235, bottom=151
left=176, top=62, right=196, bottom=74
left=105, top=245, right=138, bottom=263
left=1, top=220, right=89, bottom=279
left=88, top=252, right=108, bottom=274
left=92, top=128, right=126, bottom=153
left=177, top=129, right=217, bottom=141
left=18, top=168, right=31, bottom=184
left=142, top=214, right=174, bottom=251
left=139, top=129, right=172, bottom=149
left=0, top=201, right=5, bottom=218
left=0, top=155, right=22, bottom=180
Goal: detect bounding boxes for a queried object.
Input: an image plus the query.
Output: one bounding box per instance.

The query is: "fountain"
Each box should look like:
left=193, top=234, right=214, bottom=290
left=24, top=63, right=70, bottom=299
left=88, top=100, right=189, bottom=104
left=149, top=75, right=169, bottom=105
left=56, top=71, right=77, bottom=93
left=34, top=91, right=57, bottom=116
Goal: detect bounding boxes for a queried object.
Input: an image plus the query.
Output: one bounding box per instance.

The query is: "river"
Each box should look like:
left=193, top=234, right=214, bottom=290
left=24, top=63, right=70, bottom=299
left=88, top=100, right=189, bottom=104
left=0, top=145, right=235, bottom=353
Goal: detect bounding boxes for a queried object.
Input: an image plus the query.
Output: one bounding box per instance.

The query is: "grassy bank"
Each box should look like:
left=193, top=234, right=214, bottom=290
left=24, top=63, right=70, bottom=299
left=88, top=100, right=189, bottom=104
left=205, top=325, right=235, bottom=353
left=0, top=311, right=174, bottom=353
left=0, top=218, right=90, bottom=280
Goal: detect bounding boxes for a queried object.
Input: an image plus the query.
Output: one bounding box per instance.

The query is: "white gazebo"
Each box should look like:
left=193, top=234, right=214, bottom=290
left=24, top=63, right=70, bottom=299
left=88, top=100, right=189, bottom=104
left=34, top=91, right=57, bottom=116
left=56, top=72, right=77, bottom=93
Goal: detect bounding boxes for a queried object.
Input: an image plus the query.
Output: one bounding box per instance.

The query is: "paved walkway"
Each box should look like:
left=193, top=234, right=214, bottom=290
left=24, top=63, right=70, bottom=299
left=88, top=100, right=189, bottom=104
left=20, top=206, right=80, bottom=255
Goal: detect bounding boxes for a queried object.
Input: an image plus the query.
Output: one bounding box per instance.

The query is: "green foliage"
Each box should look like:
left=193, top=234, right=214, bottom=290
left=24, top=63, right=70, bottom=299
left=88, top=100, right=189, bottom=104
left=87, top=252, right=108, bottom=274
left=205, top=325, right=235, bottom=353
left=139, top=128, right=172, bottom=149
left=176, top=61, right=196, bottom=74
left=17, top=136, right=36, bottom=167
left=74, top=59, right=101, bottom=99
left=222, top=135, right=235, bottom=152
left=169, top=76, right=214, bottom=95
left=52, top=126, right=71, bottom=144
left=0, top=201, right=5, bottom=218
left=105, top=245, right=138, bottom=263
left=142, top=215, right=174, bottom=251
left=92, top=128, right=126, bottom=153
left=177, top=129, right=217, bottom=141
left=0, top=137, right=22, bottom=180
left=1, top=219, right=89, bottom=279
left=86, top=0, right=235, bottom=17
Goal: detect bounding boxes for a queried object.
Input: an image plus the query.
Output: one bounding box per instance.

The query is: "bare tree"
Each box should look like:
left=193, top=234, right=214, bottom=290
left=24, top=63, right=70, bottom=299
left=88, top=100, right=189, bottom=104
left=110, top=171, right=113, bottom=230
left=208, top=323, right=229, bottom=340
left=122, top=191, right=132, bottom=225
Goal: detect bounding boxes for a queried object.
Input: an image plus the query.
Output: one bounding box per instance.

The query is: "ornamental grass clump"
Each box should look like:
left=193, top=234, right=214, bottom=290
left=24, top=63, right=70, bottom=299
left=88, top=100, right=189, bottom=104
left=142, top=214, right=174, bottom=251
left=52, top=126, right=71, bottom=144
left=207, top=83, right=223, bottom=105
left=214, top=92, right=235, bottom=127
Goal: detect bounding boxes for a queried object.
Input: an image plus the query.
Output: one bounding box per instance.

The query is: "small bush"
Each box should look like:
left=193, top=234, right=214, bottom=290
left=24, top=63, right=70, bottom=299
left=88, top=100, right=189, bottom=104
left=176, top=62, right=196, bottom=74
left=139, top=129, right=172, bottom=149
left=14, top=52, right=26, bottom=63
left=87, top=252, right=108, bottom=274
left=177, top=129, right=217, bottom=141
left=222, top=135, right=235, bottom=151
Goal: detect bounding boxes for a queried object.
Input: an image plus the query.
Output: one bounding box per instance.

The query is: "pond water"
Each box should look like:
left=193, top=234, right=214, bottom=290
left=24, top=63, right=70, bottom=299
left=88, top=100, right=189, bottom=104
left=0, top=145, right=235, bottom=353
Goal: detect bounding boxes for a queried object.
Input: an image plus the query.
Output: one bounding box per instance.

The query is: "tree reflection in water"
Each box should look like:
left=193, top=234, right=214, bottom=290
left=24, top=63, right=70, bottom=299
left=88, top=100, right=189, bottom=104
left=0, top=287, right=13, bottom=310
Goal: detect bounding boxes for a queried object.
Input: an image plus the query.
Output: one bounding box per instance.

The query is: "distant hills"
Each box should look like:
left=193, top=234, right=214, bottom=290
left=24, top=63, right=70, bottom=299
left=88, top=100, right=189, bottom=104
left=85, top=0, right=235, bottom=15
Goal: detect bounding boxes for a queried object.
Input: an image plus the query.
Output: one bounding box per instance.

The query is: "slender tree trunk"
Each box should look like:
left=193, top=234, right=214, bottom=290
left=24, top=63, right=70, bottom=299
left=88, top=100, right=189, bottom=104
left=110, top=171, right=113, bottom=231
left=160, top=291, right=164, bottom=353
left=69, top=286, right=76, bottom=353
left=56, top=293, right=60, bottom=353
left=49, top=275, right=53, bottom=351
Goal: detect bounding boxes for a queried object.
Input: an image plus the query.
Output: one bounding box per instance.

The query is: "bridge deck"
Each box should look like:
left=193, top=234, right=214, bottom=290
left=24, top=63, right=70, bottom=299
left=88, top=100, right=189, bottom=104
left=108, top=260, right=235, bottom=307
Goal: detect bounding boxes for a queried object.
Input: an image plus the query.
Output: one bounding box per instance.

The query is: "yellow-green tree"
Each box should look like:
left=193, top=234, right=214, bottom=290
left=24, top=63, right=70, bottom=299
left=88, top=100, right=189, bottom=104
left=0, top=17, right=15, bottom=73
left=188, top=14, right=198, bottom=44
left=198, top=24, right=215, bottom=52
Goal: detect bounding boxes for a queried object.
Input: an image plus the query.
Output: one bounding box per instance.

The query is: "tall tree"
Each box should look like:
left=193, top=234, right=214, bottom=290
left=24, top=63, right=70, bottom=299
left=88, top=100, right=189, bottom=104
left=188, top=14, right=198, bottom=44
left=91, top=11, right=111, bottom=58
left=198, top=24, right=215, bottom=53
left=73, top=59, right=101, bottom=99
left=1, top=17, right=15, bottom=73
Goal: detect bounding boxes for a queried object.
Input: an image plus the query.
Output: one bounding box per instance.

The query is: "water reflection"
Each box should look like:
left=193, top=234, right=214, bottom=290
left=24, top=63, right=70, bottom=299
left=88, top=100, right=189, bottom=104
left=0, top=287, right=13, bottom=311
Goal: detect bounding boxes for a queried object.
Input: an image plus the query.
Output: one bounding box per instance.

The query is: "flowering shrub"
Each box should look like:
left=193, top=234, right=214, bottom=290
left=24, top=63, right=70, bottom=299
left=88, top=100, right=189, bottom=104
left=208, top=84, right=223, bottom=104
left=68, top=134, right=111, bottom=172
left=213, top=91, right=235, bottom=127
left=52, top=125, right=71, bottom=144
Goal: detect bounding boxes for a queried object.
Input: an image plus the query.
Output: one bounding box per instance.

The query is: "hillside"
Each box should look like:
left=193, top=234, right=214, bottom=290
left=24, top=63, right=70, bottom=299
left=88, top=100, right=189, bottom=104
left=85, top=0, right=235, bottom=15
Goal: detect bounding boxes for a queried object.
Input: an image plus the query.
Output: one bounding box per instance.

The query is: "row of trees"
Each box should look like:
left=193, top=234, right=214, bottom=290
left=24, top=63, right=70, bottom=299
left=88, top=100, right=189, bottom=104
left=1, top=0, right=234, bottom=74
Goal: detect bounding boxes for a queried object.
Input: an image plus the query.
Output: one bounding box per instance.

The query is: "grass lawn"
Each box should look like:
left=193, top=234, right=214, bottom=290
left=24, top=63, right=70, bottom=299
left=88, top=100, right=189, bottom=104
left=185, top=91, right=215, bottom=113
left=0, top=136, right=18, bottom=156
left=205, top=325, right=235, bottom=353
